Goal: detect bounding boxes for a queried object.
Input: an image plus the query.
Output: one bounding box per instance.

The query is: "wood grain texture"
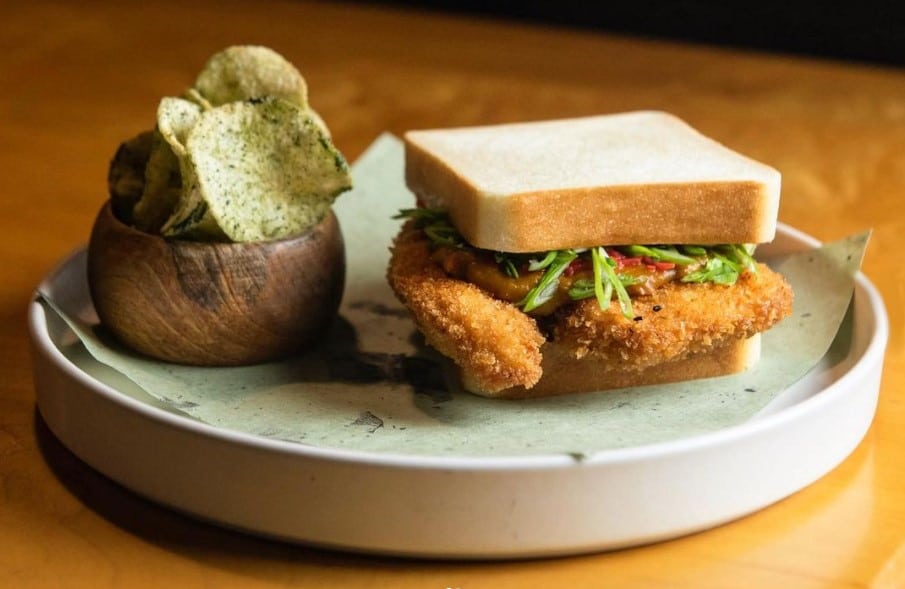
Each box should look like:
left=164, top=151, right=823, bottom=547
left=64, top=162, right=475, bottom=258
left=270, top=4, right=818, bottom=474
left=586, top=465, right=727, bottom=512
left=3, top=1, right=905, bottom=587
left=87, top=202, right=345, bottom=365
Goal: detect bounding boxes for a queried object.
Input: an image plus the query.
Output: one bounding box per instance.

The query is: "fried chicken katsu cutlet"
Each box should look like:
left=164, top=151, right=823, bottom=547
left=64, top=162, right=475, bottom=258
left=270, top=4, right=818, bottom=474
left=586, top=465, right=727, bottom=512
left=387, top=112, right=794, bottom=398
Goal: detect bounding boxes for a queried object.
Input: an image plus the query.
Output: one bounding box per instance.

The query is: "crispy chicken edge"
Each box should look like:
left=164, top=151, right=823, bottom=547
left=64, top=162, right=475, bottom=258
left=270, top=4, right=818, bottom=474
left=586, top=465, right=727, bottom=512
left=387, top=221, right=794, bottom=395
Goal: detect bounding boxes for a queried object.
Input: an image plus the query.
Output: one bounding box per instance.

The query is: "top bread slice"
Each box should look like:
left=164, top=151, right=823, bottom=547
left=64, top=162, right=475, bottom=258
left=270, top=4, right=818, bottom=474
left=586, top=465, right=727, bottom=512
left=404, top=111, right=781, bottom=253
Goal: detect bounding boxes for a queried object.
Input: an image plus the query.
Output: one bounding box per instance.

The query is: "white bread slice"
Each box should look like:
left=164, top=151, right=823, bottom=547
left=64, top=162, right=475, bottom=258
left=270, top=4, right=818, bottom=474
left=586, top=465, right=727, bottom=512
left=465, top=335, right=761, bottom=399
left=405, top=111, right=781, bottom=253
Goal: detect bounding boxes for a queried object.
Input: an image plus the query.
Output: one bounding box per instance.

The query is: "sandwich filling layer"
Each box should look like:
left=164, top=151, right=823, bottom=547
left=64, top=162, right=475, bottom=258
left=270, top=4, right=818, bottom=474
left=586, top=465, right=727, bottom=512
left=398, top=208, right=763, bottom=318
left=388, top=210, right=794, bottom=396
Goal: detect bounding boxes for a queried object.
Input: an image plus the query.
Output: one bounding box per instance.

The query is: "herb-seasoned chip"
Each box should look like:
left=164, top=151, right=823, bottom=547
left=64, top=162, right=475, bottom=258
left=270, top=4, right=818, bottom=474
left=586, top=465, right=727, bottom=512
left=157, top=154, right=225, bottom=241
left=193, top=45, right=308, bottom=108
left=133, top=134, right=182, bottom=233
left=185, top=97, right=351, bottom=242
left=307, top=107, right=332, bottom=138
left=157, top=97, right=201, bottom=156
left=134, top=98, right=204, bottom=233
left=108, top=130, right=154, bottom=224
left=109, top=46, right=348, bottom=242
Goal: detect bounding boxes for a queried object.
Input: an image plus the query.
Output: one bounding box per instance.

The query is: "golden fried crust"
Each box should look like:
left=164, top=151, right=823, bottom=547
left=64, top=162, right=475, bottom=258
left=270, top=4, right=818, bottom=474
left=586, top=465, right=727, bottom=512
left=387, top=221, right=545, bottom=393
left=552, top=264, right=793, bottom=370
left=388, top=221, right=793, bottom=396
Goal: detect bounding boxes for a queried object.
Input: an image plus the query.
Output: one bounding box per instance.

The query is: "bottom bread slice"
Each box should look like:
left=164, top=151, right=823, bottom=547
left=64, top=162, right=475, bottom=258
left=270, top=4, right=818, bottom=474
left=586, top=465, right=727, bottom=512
left=465, top=335, right=761, bottom=399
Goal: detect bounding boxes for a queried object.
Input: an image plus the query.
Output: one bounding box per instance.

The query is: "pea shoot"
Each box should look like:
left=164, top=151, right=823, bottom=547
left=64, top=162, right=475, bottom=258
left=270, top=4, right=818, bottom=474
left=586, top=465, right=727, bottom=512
left=394, top=208, right=758, bottom=317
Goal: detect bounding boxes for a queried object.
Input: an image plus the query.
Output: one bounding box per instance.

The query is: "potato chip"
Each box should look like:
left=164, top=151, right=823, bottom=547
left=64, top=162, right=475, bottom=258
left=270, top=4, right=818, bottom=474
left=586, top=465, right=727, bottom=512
left=183, top=87, right=213, bottom=111
left=184, top=97, right=351, bottom=242
left=157, top=97, right=202, bottom=155
left=190, top=45, right=333, bottom=136
left=193, top=45, right=308, bottom=108
left=157, top=156, right=226, bottom=241
left=110, top=47, right=347, bottom=242
left=132, top=134, right=182, bottom=233
left=108, top=130, right=154, bottom=224
left=133, top=98, right=204, bottom=234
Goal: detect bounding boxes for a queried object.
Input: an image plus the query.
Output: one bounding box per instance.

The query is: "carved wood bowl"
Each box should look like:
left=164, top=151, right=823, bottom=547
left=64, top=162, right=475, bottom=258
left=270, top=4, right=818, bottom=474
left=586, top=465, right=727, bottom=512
left=87, top=201, right=345, bottom=365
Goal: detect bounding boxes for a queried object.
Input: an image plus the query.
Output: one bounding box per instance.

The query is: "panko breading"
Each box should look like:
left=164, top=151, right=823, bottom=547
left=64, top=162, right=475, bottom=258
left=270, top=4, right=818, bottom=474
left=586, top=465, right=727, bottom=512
left=387, top=222, right=545, bottom=393
left=388, top=222, right=793, bottom=394
left=552, top=266, right=793, bottom=370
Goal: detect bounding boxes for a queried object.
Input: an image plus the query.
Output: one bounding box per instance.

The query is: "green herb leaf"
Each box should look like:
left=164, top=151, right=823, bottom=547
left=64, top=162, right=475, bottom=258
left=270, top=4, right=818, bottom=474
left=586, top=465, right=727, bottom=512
left=682, top=246, right=756, bottom=284
left=596, top=247, right=634, bottom=319
left=393, top=208, right=757, bottom=313
left=567, top=278, right=595, bottom=300
left=590, top=246, right=609, bottom=310
left=422, top=225, right=458, bottom=247
left=394, top=207, right=445, bottom=223
left=680, top=245, right=708, bottom=256
left=723, top=243, right=758, bottom=273
left=622, top=245, right=697, bottom=265
left=518, top=250, right=577, bottom=312
left=395, top=208, right=464, bottom=248
left=528, top=251, right=558, bottom=271
left=494, top=252, right=520, bottom=278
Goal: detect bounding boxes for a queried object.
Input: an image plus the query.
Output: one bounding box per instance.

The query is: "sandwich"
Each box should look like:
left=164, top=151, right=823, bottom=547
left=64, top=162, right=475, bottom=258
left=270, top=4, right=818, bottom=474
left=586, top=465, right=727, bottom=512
left=387, top=111, right=793, bottom=399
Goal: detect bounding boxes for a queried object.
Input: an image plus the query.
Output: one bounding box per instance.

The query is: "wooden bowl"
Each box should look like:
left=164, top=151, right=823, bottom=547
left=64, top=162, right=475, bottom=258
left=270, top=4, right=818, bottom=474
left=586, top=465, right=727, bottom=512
left=87, top=201, right=345, bottom=365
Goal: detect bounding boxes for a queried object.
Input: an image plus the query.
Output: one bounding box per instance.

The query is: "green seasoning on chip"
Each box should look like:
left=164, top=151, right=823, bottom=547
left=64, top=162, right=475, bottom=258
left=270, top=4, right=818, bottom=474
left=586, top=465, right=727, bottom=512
left=189, top=45, right=332, bottom=137
left=183, top=97, right=351, bottom=242
left=151, top=97, right=227, bottom=239
left=133, top=98, right=204, bottom=234
left=108, top=130, right=155, bottom=225
left=193, top=45, right=308, bottom=108
left=132, top=133, right=182, bottom=233
left=157, top=97, right=202, bottom=156
left=107, top=45, right=351, bottom=242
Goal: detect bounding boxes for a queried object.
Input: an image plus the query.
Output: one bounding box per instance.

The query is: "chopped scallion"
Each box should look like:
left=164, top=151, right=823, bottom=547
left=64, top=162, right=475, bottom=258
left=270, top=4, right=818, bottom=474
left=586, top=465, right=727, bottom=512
left=518, top=250, right=577, bottom=312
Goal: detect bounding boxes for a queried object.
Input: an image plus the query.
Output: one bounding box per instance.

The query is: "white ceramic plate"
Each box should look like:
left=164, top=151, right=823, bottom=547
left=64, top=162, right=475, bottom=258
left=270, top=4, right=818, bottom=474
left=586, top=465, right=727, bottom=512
left=29, top=224, right=888, bottom=559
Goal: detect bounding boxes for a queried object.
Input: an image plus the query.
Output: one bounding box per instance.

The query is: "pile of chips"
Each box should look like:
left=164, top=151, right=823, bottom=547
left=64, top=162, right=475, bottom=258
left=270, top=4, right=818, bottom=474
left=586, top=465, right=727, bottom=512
left=108, top=46, right=352, bottom=242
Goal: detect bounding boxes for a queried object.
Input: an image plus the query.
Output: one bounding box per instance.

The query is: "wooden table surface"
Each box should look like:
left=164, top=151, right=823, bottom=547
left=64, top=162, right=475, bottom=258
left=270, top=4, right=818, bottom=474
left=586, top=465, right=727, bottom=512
left=3, top=1, right=904, bottom=587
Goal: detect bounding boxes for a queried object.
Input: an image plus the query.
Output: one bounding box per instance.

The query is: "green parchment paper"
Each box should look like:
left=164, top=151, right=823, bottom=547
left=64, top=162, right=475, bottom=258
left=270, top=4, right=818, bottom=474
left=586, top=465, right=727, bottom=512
left=40, top=134, right=869, bottom=458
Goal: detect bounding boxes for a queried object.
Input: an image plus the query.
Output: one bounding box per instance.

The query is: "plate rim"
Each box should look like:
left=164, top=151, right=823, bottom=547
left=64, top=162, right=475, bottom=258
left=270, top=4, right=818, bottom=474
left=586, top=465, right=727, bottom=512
left=28, top=222, right=890, bottom=471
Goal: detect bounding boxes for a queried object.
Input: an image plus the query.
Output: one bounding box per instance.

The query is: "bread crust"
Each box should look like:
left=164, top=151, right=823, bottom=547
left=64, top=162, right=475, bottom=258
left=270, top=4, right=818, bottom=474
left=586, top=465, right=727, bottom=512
left=387, top=222, right=794, bottom=398
left=405, top=111, right=781, bottom=252
left=493, top=335, right=761, bottom=399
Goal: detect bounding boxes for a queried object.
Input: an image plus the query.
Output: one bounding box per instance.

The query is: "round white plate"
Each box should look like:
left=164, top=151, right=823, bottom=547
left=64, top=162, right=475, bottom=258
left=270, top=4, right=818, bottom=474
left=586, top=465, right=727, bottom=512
left=29, top=224, right=888, bottom=559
